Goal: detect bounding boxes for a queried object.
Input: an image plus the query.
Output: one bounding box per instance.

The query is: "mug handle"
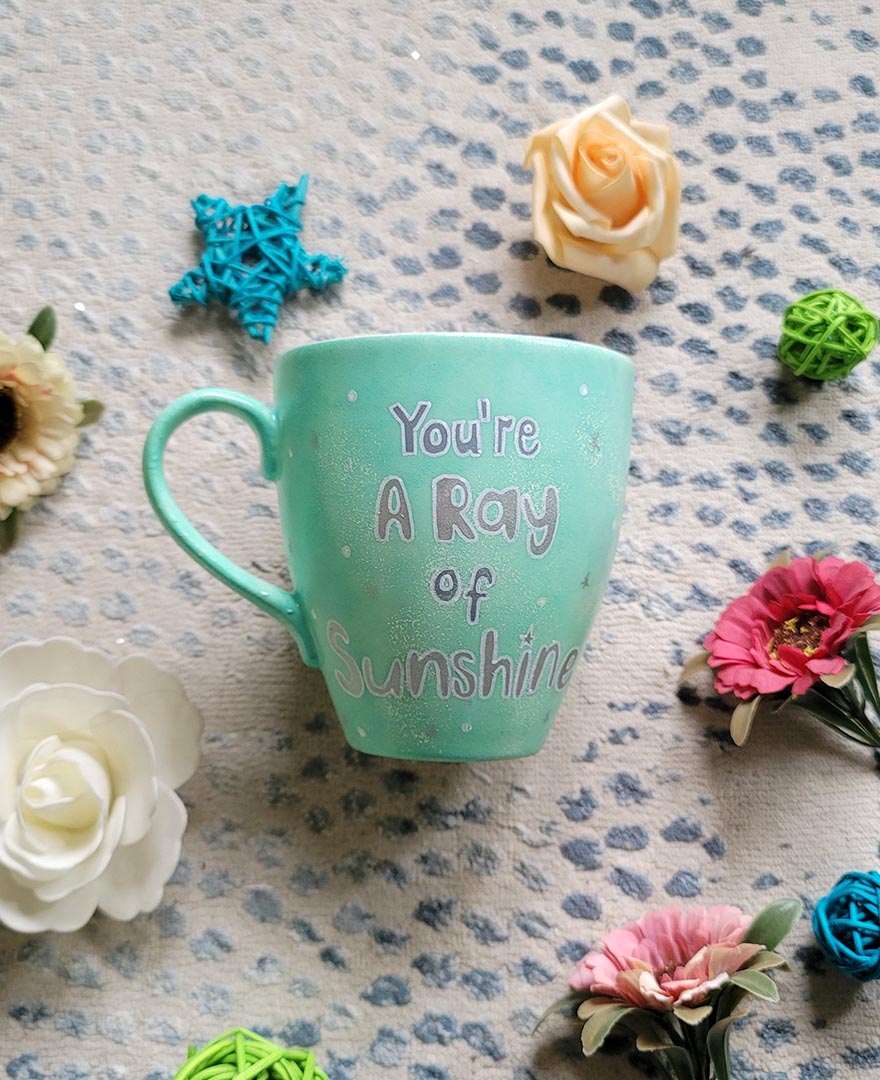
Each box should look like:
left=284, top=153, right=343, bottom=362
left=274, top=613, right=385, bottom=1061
left=143, top=388, right=319, bottom=667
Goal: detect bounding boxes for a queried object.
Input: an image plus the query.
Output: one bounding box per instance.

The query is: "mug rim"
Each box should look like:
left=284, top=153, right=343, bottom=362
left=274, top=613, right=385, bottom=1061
left=278, top=332, right=633, bottom=375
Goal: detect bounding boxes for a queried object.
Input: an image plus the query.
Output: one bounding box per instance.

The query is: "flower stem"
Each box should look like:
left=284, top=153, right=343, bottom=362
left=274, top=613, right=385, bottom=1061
left=679, top=1020, right=705, bottom=1080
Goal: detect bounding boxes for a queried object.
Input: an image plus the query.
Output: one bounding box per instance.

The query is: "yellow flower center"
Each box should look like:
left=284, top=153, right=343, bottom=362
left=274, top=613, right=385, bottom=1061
left=767, top=613, right=829, bottom=659
left=0, top=387, right=21, bottom=454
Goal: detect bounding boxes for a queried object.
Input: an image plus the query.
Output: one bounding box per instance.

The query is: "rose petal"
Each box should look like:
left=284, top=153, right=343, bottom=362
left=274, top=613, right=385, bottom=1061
left=548, top=138, right=610, bottom=230
left=526, top=154, right=566, bottom=266
left=87, top=709, right=159, bottom=846
left=97, top=785, right=187, bottom=921
left=0, top=808, right=106, bottom=883
left=646, top=154, right=681, bottom=260
left=553, top=192, right=660, bottom=252
left=553, top=237, right=660, bottom=292
left=18, top=738, right=110, bottom=834
left=630, top=118, right=671, bottom=151
left=0, top=638, right=119, bottom=710
left=114, top=654, right=203, bottom=789
left=0, top=869, right=100, bottom=933
left=32, top=798, right=126, bottom=903
left=7, top=684, right=158, bottom=847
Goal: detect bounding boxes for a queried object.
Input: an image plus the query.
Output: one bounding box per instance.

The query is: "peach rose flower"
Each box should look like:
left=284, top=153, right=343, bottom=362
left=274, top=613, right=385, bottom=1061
left=524, top=95, right=681, bottom=292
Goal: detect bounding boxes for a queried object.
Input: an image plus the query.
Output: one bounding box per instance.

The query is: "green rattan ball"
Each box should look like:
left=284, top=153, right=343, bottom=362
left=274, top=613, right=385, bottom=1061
left=778, top=288, right=878, bottom=381
left=175, top=1029, right=328, bottom=1080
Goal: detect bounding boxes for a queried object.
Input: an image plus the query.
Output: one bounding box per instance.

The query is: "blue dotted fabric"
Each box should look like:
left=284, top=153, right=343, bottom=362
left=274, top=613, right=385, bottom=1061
left=2, top=2, right=880, bottom=1079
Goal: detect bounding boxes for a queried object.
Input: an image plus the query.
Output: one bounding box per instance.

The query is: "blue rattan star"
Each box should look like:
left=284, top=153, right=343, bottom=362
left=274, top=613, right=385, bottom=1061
left=169, top=176, right=346, bottom=343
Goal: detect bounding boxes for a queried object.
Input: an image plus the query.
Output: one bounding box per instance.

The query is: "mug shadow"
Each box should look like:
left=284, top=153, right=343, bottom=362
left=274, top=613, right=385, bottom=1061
left=196, top=635, right=465, bottom=869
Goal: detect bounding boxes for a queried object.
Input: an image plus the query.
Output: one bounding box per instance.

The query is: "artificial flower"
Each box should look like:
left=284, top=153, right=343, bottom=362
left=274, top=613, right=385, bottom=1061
left=706, top=554, right=880, bottom=699
left=0, top=307, right=103, bottom=551
left=523, top=95, right=681, bottom=292
left=540, top=899, right=801, bottom=1080
left=684, top=551, right=880, bottom=748
left=0, top=637, right=203, bottom=932
left=571, top=905, right=761, bottom=1010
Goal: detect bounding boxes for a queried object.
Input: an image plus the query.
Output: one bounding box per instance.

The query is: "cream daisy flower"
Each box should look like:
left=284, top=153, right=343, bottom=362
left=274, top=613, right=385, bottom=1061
left=0, top=328, right=83, bottom=521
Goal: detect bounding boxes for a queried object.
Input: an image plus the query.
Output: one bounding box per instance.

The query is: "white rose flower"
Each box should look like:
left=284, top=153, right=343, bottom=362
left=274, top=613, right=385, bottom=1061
left=524, top=95, right=681, bottom=292
left=0, top=638, right=203, bottom=933
left=0, top=329, right=83, bottom=520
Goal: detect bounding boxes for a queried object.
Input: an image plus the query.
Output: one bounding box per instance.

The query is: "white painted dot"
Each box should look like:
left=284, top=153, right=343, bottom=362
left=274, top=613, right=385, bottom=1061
left=579, top=384, right=589, bottom=396
left=311, top=609, right=317, bottom=620
left=341, top=545, right=352, bottom=558
left=347, top=389, right=358, bottom=402
left=73, top=301, right=85, bottom=312
left=461, top=722, right=472, bottom=733
left=357, top=726, right=367, bottom=738
left=288, top=448, right=293, bottom=458
left=410, top=49, right=421, bottom=60
left=536, top=596, right=548, bottom=607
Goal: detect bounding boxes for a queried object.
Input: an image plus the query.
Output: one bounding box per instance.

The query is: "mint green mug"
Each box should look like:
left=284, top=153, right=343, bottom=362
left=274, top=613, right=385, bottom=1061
left=143, top=333, right=633, bottom=761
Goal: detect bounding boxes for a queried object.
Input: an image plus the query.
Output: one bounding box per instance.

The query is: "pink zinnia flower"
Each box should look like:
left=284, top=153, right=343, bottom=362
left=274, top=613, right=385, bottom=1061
left=705, top=555, right=880, bottom=700
left=571, top=905, right=761, bottom=1011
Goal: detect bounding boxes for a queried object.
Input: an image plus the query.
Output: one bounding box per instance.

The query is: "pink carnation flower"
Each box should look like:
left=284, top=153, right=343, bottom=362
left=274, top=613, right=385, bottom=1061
left=571, top=905, right=761, bottom=1011
left=705, top=556, right=880, bottom=700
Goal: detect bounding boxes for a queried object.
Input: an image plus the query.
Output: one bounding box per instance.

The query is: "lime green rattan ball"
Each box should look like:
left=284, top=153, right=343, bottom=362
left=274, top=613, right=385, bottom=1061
left=175, top=1030, right=328, bottom=1080
left=778, top=288, right=878, bottom=381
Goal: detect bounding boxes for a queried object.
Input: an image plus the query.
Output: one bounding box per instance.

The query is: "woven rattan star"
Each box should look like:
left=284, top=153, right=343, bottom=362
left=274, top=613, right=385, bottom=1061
left=169, top=176, right=346, bottom=343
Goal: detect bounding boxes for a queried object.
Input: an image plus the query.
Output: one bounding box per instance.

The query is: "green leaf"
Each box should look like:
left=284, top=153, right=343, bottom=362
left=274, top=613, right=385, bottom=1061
left=714, top=984, right=750, bottom=1022
left=673, top=1004, right=713, bottom=1025
left=707, top=1014, right=740, bottom=1080
left=636, top=1031, right=675, bottom=1052
left=679, top=650, right=710, bottom=685
left=532, top=991, right=581, bottom=1033
left=77, top=400, right=105, bottom=429
left=744, top=950, right=787, bottom=972
left=743, top=898, right=802, bottom=951
left=852, top=633, right=880, bottom=720
left=661, top=1047, right=697, bottom=1080
left=765, top=548, right=791, bottom=570
left=576, top=997, right=616, bottom=1021
left=860, top=616, right=880, bottom=633
left=797, top=686, right=857, bottom=725
left=0, top=509, right=20, bottom=554
left=820, top=663, right=855, bottom=689
left=796, top=688, right=878, bottom=746
left=635, top=1035, right=697, bottom=1080
left=730, top=695, right=762, bottom=745
left=26, top=306, right=56, bottom=350
left=580, top=1005, right=634, bottom=1056
left=728, top=970, right=779, bottom=1002
left=629, top=1012, right=682, bottom=1046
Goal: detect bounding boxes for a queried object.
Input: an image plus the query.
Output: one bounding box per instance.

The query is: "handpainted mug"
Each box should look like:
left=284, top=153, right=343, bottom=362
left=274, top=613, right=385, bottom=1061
left=143, top=333, right=633, bottom=761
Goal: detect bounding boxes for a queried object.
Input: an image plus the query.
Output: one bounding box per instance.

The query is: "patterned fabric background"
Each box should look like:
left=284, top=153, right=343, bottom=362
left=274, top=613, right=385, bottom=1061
left=2, top=0, right=880, bottom=1076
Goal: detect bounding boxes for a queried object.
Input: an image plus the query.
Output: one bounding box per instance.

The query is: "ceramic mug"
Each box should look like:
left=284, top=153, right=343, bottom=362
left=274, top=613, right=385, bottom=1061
left=143, top=333, right=633, bottom=761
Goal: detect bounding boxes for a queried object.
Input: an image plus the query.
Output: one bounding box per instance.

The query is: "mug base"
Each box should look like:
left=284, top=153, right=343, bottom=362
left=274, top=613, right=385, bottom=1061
left=341, top=730, right=551, bottom=763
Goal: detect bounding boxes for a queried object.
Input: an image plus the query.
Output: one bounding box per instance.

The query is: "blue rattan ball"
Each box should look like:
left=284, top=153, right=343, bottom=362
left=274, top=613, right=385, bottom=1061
left=812, top=870, right=880, bottom=981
